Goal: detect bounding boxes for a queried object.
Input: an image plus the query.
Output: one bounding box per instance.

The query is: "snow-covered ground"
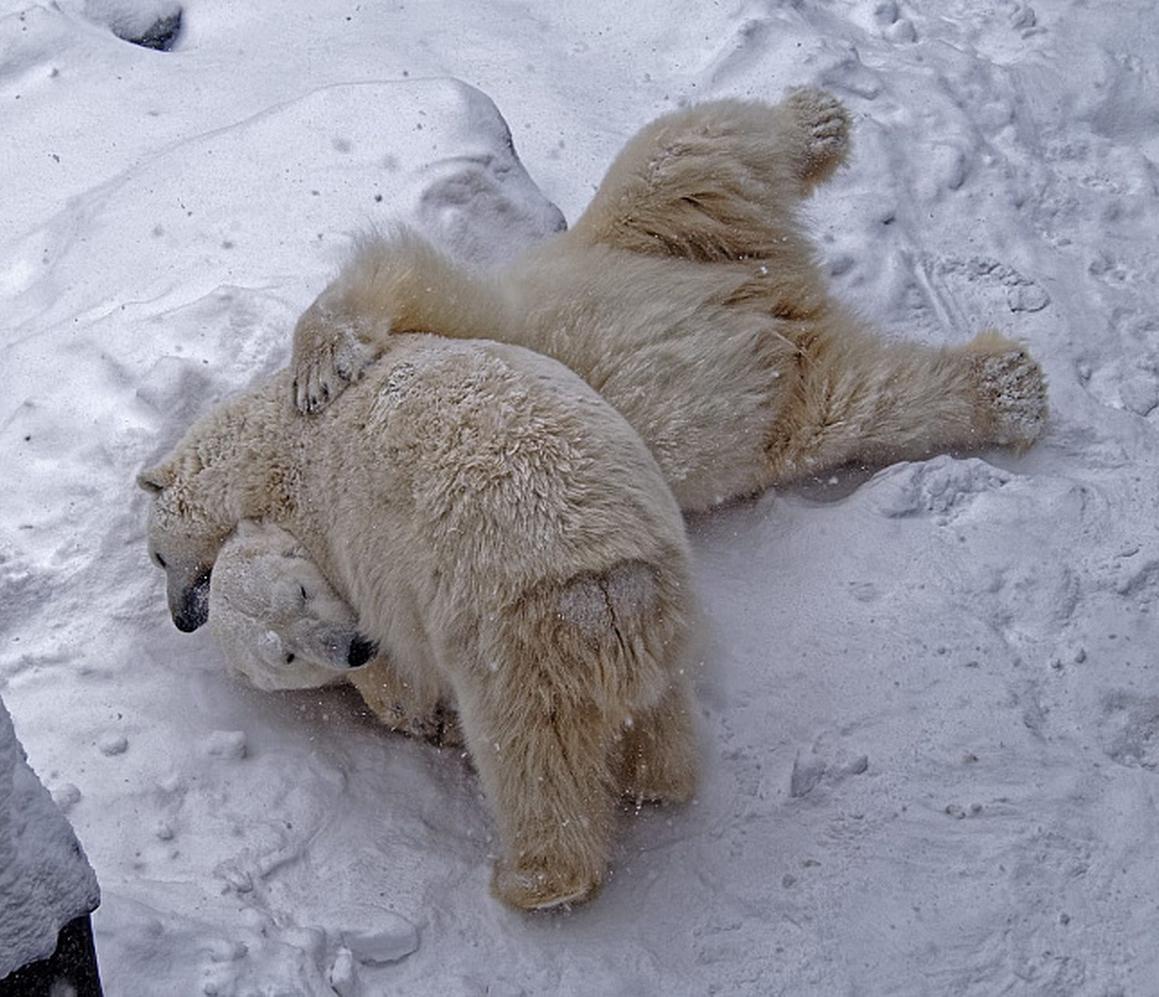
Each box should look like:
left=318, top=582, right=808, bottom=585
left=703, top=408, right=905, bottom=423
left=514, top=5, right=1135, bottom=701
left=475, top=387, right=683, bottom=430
left=2, top=0, right=1158, bottom=993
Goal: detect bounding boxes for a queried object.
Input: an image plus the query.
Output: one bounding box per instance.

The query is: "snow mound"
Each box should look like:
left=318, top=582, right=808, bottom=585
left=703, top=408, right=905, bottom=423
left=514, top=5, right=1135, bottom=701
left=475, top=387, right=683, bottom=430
left=0, top=696, right=100, bottom=977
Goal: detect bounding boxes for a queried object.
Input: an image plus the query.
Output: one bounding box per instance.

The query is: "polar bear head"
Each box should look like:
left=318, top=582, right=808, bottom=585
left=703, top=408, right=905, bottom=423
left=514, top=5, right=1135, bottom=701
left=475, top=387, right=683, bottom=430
left=138, top=457, right=234, bottom=633
left=209, top=521, right=376, bottom=691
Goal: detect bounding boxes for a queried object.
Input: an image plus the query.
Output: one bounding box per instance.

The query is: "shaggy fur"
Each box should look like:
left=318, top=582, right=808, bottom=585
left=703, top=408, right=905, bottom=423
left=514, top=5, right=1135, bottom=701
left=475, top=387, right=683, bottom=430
left=291, top=89, right=1048, bottom=512
left=210, top=520, right=461, bottom=743
left=139, top=335, right=697, bottom=910
left=210, top=520, right=359, bottom=691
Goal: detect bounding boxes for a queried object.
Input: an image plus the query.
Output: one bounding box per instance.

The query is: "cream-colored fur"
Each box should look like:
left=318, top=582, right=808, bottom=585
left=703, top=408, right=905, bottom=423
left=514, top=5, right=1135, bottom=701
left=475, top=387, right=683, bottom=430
left=210, top=520, right=359, bottom=691
left=139, top=334, right=697, bottom=910
left=292, top=89, right=1048, bottom=512
left=209, top=520, right=461, bottom=743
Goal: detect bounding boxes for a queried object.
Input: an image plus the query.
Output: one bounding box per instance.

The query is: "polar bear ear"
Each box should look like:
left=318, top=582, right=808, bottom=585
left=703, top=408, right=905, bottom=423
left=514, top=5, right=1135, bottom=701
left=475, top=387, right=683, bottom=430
left=137, top=463, right=175, bottom=494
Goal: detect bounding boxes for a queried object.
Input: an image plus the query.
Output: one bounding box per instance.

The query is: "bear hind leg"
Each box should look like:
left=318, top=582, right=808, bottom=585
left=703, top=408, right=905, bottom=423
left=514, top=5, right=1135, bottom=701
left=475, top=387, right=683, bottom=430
left=619, top=673, right=699, bottom=806
left=765, top=319, right=1049, bottom=483
left=460, top=560, right=689, bottom=910
left=569, top=91, right=850, bottom=263
left=456, top=675, right=621, bottom=910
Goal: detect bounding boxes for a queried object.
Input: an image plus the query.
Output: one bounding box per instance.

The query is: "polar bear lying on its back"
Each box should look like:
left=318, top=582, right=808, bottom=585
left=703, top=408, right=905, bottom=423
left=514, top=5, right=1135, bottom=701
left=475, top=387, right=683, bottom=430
left=291, top=89, right=1048, bottom=512
left=140, top=333, right=698, bottom=911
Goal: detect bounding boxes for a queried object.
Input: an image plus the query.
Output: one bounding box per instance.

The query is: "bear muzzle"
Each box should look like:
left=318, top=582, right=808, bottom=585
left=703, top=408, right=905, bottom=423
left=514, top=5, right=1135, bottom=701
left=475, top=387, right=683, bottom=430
left=171, top=572, right=211, bottom=632
left=347, top=635, right=379, bottom=668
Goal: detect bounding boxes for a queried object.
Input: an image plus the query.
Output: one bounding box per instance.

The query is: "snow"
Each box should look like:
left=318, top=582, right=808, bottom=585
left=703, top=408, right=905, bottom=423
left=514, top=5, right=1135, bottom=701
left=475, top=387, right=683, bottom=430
left=1, top=0, right=1158, bottom=993
left=0, top=695, right=100, bottom=977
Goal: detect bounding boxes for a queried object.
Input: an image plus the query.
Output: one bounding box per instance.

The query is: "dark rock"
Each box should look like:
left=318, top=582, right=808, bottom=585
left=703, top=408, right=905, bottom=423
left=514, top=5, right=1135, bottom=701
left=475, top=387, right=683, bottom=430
left=117, top=9, right=182, bottom=51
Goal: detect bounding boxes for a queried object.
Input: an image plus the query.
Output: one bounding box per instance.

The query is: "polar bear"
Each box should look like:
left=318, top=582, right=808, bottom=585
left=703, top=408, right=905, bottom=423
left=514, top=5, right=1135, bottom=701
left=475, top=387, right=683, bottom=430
left=210, top=520, right=370, bottom=691
left=139, top=333, right=699, bottom=910
left=209, top=520, right=461, bottom=743
left=290, top=90, right=1048, bottom=512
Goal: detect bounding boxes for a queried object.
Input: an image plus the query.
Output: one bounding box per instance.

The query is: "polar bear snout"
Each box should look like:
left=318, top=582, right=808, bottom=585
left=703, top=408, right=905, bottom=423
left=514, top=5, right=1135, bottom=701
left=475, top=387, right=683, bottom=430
left=347, top=635, right=378, bottom=668
left=170, top=571, right=211, bottom=632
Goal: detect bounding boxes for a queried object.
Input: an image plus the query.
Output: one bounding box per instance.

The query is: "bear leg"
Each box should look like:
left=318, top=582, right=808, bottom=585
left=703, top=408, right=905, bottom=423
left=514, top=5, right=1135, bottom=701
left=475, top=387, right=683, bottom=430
left=348, top=657, right=461, bottom=747
left=569, top=91, right=849, bottom=262
left=292, top=228, right=511, bottom=415
left=781, top=86, right=853, bottom=193
left=765, top=318, right=1049, bottom=483
left=455, top=676, right=621, bottom=911
left=619, top=674, right=699, bottom=806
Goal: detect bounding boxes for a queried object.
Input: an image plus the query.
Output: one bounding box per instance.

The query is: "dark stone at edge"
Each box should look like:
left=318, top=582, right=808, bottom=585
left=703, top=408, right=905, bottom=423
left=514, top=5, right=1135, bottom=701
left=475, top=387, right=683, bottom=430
left=123, top=10, right=183, bottom=51
left=0, top=914, right=104, bottom=997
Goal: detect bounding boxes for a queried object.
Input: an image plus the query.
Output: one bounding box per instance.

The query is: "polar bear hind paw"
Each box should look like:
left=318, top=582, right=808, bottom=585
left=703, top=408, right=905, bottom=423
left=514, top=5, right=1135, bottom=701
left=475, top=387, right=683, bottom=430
left=785, top=87, right=851, bottom=188
left=966, top=331, right=1049, bottom=448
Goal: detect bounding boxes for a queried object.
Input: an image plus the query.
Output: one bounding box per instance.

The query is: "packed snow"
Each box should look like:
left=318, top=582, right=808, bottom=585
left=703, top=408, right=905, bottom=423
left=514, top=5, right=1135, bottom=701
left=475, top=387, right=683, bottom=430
left=2, top=0, right=1157, bottom=993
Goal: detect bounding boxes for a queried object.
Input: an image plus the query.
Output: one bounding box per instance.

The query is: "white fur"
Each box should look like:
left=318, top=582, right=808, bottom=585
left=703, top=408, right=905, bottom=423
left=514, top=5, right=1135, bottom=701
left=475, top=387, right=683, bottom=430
left=291, top=90, right=1048, bottom=512
left=140, top=335, right=699, bottom=910
left=209, top=521, right=360, bottom=692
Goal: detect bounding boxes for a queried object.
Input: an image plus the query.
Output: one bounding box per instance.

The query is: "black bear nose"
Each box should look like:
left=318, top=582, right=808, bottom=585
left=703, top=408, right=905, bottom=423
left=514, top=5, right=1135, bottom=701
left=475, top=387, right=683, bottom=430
left=347, top=635, right=378, bottom=667
left=173, top=609, right=206, bottom=633
left=172, top=572, right=211, bottom=632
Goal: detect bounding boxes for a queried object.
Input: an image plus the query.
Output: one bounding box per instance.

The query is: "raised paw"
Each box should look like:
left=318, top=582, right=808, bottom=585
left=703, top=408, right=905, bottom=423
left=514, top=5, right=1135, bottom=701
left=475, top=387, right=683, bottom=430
left=291, top=307, right=376, bottom=415
left=491, top=857, right=603, bottom=912
left=967, top=332, right=1049, bottom=448
left=784, top=87, right=851, bottom=189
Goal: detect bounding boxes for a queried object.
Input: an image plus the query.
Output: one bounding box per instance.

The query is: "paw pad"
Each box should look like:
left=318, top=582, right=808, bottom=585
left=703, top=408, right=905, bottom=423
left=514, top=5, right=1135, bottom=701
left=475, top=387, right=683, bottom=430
left=785, top=87, right=851, bottom=182
left=977, top=349, right=1048, bottom=446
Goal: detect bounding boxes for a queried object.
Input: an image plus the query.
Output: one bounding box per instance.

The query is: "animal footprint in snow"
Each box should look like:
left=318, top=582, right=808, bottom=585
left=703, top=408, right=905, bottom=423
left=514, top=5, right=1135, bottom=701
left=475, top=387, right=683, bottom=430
left=1099, top=692, right=1159, bottom=771
left=944, top=256, right=1050, bottom=313
left=790, top=746, right=869, bottom=798
left=869, top=455, right=1013, bottom=521
left=915, top=257, right=1050, bottom=337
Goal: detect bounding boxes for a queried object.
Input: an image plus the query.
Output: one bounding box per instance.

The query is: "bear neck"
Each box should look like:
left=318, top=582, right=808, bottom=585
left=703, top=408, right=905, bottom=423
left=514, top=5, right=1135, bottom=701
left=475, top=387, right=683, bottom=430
left=188, top=377, right=296, bottom=525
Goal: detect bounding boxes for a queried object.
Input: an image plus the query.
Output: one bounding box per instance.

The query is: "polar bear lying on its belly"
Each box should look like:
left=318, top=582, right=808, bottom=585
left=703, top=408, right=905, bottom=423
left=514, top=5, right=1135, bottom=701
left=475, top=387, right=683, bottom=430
left=141, top=334, right=699, bottom=911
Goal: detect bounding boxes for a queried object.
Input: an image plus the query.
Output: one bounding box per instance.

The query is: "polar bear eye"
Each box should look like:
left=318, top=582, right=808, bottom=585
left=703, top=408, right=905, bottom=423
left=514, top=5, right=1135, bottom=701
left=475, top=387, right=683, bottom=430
left=298, top=584, right=308, bottom=601
left=285, top=652, right=296, bottom=664
left=154, top=553, right=167, bottom=569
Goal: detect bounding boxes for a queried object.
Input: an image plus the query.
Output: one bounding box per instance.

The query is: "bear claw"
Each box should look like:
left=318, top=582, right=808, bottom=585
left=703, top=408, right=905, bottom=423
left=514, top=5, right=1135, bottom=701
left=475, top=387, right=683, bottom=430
left=785, top=87, right=851, bottom=186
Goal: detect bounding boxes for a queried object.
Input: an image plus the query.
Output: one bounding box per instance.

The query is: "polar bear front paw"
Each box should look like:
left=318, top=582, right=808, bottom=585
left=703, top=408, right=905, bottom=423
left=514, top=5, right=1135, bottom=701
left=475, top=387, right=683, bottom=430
left=967, top=333, right=1049, bottom=447
left=784, top=87, right=851, bottom=188
left=291, top=311, right=377, bottom=414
